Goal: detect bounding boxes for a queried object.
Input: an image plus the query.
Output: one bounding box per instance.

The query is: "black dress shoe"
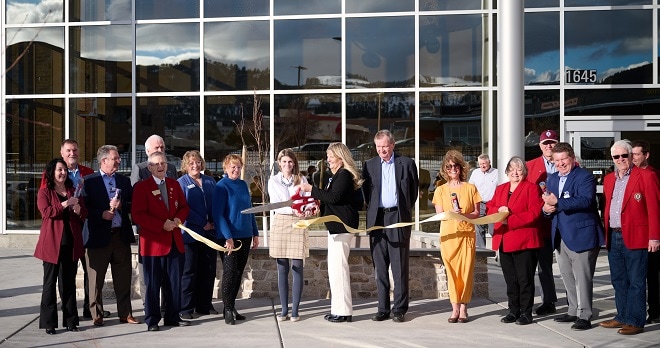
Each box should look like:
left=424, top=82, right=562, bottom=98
left=571, top=319, right=592, bottom=331
left=535, top=302, right=556, bottom=316
left=66, top=326, right=79, bottom=332
left=515, top=314, right=533, bottom=325
left=164, top=320, right=191, bottom=327
left=82, top=310, right=92, bottom=319
left=392, top=313, right=405, bottom=323
left=234, top=309, right=246, bottom=321
left=647, top=316, right=660, bottom=324
left=102, top=310, right=111, bottom=318
left=224, top=309, right=235, bottom=325
left=45, top=328, right=56, bottom=335
left=554, top=314, right=578, bottom=323
left=147, top=325, right=159, bottom=332
left=371, top=312, right=391, bottom=321
left=208, top=308, right=219, bottom=315
left=325, top=314, right=352, bottom=323
left=501, top=313, right=518, bottom=323
left=179, top=312, right=193, bottom=320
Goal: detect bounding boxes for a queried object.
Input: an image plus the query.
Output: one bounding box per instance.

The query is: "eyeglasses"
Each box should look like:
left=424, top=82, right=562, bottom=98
left=445, top=164, right=461, bottom=170
left=611, top=154, right=629, bottom=160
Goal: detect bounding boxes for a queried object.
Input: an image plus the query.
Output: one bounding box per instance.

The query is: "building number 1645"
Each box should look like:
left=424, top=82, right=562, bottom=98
left=565, top=69, right=597, bottom=84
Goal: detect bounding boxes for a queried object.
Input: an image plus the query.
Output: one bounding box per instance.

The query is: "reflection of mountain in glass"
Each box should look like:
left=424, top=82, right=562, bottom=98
left=206, top=60, right=269, bottom=91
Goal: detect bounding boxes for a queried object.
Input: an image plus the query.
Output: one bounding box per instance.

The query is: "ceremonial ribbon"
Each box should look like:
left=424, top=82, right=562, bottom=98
left=292, top=211, right=509, bottom=234
left=178, top=224, right=242, bottom=252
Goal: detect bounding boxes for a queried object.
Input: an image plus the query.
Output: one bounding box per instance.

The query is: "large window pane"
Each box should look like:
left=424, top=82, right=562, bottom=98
left=274, top=0, right=340, bottom=15
left=205, top=0, right=268, bottom=17
left=524, top=0, right=558, bottom=7
left=346, top=17, right=414, bottom=88
left=346, top=0, right=414, bottom=13
left=421, top=0, right=484, bottom=11
left=69, top=97, right=132, bottom=173
left=5, top=98, right=64, bottom=229
left=420, top=14, right=484, bottom=87
left=565, top=88, right=659, bottom=116
left=523, top=90, right=560, bottom=160
left=565, top=0, right=650, bottom=6
left=136, top=97, right=201, bottom=169
left=70, top=0, right=131, bottom=21
left=346, top=92, right=415, bottom=165
left=6, top=0, right=63, bottom=23
left=205, top=21, right=269, bottom=91
left=565, top=10, right=651, bottom=85
left=136, top=0, right=199, bottom=20
left=274, top=19, right=341, bottom=90
left=274, top=94, right=341, bottom=168
left=136, top=23, right=200, bottom=92
left=70, top=26, right=132, bottom=93
left=6, top=28, right=64, bottom=94
left=205, top=95, right=270, bottom=177
left=525, top=12, right=559, bottom=85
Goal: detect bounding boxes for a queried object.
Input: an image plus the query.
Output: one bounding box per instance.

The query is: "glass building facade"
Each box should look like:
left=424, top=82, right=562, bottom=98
left=3, top=0, right=660, bottom=232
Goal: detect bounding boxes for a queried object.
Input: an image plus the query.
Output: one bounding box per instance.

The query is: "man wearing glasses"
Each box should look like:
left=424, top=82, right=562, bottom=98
left=526, top=130, right=560, bottom=316
left=599, top=140, right=660, bottom=335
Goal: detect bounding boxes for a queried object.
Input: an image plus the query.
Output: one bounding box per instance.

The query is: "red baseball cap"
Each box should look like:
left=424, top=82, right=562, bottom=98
left=539, top=130, right=559, bottom=143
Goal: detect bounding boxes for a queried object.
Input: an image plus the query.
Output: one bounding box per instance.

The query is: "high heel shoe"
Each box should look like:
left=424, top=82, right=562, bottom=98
left=447, top=317, right=459, bottom=323
left=224, top=308, right=235, bottom=325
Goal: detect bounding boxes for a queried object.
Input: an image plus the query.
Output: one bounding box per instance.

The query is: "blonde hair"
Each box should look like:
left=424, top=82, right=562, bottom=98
left=223, top=154, right=243, bottom=172
left=181, top=150, right=206, bottom=174
left=277, top=148, right=303, bottom=185
left=326, top=142, right=363, bottom=189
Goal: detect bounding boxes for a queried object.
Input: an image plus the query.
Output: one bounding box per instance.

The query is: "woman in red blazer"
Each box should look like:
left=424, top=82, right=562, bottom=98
left=487, top=156, right=543, bottom=326
left=34, top=158, right=87, bottom=335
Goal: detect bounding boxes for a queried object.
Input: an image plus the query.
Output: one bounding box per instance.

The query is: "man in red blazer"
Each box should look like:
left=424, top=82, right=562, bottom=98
left=132, top=152, right=190, bottom=332
left=40, top=139, right=98, bottom=319
left=631, top=140, right=660, bottom=324
left=526, top=130, right=559, bottom=316
left=599, top=140, right=660, bottom=335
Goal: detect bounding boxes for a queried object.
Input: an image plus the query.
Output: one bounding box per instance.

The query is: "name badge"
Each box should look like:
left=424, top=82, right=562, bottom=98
left=187, top=184, right=196, bottom=189
left=562, top=191, right=571, bottom=199
left=152, top=190, right=161, bottom=196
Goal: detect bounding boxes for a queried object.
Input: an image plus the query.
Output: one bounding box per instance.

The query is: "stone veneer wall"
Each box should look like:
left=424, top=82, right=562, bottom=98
left=75, top=238, right=494, bottom=301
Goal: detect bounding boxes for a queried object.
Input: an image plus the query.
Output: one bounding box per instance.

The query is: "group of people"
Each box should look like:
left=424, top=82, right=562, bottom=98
left=34, top=130, right=660, bottom=337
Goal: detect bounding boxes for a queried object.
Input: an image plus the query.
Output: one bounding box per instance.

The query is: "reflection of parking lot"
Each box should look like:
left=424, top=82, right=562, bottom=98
left=6, top=178, right=41, bottom=224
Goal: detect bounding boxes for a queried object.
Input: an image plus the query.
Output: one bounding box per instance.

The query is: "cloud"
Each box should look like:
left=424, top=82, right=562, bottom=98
left=600, top=61, right=649, bottom=81
left=136, top=52, right=200, bottom=66
left=6, top=0, right=63, bottom=24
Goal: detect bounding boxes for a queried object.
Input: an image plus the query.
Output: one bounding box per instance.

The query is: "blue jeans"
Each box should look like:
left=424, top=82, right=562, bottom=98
left=608, top=232, right=648, bottom=327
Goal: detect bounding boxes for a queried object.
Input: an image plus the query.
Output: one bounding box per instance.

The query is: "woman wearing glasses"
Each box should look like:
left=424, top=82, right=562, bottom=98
left=432, top=150, right=482, bottom=323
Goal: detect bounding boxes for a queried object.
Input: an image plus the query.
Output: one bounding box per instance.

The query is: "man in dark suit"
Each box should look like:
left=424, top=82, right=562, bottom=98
left=131, top=134, right=178, bottom=311
left=542, top=142, right=604, bottom=331
left=526, top=129, right=559, bottom=316
left=362, top=130, right=419, bottom=323
left=630, top=140, right=660, bottom=325
left=132, top=152, right=190, bottom=331
left=599, top=140, right=660, bottom=335
left=83, top=145, right=139, bottom=326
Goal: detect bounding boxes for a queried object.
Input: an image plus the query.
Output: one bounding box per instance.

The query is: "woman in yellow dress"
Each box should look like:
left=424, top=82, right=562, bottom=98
left=432, top=150, right=481, bottom=323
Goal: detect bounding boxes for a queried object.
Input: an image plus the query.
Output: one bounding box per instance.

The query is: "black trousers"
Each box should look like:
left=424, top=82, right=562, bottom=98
left=180, top=241, right=218, bottom=314
left=648, top=250, right=660, bottom=319
left=218, top=237, right=252, bottom=310
left=369, top=210, right=410, bottom=315
left=499, top=245, right=538, bottom=316
left=142, top=247, right=184, bottom=326
left=40, top=243, right=78, bottom=329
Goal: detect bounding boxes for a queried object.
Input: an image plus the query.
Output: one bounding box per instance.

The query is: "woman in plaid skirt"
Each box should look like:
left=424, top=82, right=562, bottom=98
left=268, top=149, right=311, bottom=322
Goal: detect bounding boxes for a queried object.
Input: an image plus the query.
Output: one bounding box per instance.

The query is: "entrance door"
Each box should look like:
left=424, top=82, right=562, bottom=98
left=570, top=131, right=620, bottom=192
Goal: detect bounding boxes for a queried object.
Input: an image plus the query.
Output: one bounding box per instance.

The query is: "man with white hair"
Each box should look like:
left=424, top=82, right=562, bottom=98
left=599, top=140, right=660, bottom=335
left=468, top=154, right=498, bottom=248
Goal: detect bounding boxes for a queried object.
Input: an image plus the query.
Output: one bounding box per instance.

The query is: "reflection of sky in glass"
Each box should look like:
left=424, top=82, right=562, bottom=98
left=136, top=23, right=199, bottom=66
left=6, top=27, right=63, bottom=48
left=274, top=19, right=341, bottom=87
left=77, top=25, right=132, bottom=62
left=346, top=0, right=413, bottom=13
left=564, top=10, right=651, bottom=82
left=6, top=0, right=63, bottom=23
left=205, top=21, right=269, bottom=69
left=71, top=0, right=131, bottom=21
left=274, top=0, right=340, bottom=15
left=524, top=12, right=560, bottom=84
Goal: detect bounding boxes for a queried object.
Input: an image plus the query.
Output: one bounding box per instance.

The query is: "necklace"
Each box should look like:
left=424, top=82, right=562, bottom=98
left=280, top=174, right=294, bottom=187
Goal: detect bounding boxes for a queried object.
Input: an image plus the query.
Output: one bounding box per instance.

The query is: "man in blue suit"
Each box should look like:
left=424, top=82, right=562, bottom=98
left=541, top=142, right=604, bottom=331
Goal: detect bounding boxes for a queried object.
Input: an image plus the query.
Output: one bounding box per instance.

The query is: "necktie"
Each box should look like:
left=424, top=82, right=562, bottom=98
left=158, top=180, right=169, bottom=207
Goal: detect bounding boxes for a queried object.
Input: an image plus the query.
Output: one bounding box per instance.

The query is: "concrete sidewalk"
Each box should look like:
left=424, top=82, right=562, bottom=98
left=1, top=247, right=658, bottom=347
